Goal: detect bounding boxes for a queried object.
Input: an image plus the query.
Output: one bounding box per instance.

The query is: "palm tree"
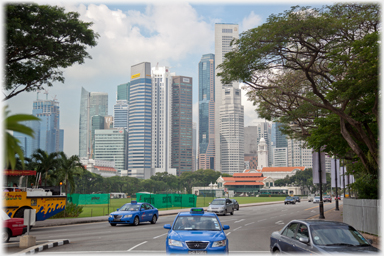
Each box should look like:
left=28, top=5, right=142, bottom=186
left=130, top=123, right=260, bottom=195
left=31, top=149, right=59, bottom=186
left=4, top=106, right=39, bottom=170
left=56, top=152, right=85, bottom=195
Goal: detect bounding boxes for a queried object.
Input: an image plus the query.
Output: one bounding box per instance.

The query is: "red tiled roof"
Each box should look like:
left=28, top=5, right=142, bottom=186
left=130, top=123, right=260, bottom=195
left=224, top=182, right=264, bottom=186
left=85, top=166, right=117, bottom=172
left=244, top=169, right=251, bottom=173
left=233, top=173, right=263, bottom=177
left=222, top=177, right=236, bottom=181
left=231, top=177, right=267, bottom=181
left=261, top=167, right=305, bottom=172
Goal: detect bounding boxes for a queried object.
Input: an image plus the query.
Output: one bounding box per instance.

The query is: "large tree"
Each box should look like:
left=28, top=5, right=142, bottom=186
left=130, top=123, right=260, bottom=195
left=218, top=4, right=379, bottom=174
left=5, top=3, right=99, bottom=100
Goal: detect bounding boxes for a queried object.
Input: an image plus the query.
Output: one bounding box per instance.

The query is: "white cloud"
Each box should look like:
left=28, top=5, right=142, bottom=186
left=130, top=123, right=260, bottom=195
left=241, top=11, right=262, bottom=32
left=61, top=3, right=212, bottom=80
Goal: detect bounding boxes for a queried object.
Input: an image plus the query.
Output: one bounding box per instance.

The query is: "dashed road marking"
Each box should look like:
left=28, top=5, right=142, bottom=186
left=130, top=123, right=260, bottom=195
left=258, top=219, right=267, bottom=222
left=127, top=241, right=147, bottom=251
left=153, top=233, right=168, bottom=239
left=275, top=220, right=285, bottom=225
left=245, top=222, right=255, bottom=226
left=234, top=219, right=245, bottom=223
left=233, top=226, right=242, bottom=231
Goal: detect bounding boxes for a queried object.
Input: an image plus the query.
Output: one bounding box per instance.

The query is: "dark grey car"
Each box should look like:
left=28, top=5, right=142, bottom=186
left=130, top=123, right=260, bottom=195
left=270, top=220, right=379, bottom=254
left=207, top=198, right=234, bottom=215
left=230, top=199, right=239, bottom=210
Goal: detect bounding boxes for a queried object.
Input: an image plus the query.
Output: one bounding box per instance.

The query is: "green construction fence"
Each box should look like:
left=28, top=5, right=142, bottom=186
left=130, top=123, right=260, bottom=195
left=136, top=193, right=197, bottom=209
left=67, top=193, right=110, bottom=205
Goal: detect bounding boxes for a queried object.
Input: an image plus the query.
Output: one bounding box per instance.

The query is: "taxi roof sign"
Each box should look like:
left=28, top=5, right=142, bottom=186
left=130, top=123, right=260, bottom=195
left=190, top=208, right=204, bottom=214
left=131, top=201, right=137, bottom=204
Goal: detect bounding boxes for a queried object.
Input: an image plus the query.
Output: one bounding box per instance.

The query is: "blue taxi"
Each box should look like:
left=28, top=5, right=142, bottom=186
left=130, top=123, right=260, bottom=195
left=164, top=208, right=230, bottom=254
left=108, top=201, right=158, bottom=226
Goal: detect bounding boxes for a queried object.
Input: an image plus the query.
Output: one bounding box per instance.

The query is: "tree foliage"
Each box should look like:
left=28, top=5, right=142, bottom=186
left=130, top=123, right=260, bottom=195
left=218, top=4, right=379, bottom=177
left=5, top=3, right=99, bottom=100
left=4, top=106, right=40, bottom=170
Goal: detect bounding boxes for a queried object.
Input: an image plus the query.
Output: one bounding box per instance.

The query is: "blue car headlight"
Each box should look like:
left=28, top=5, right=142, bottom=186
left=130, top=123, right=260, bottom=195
left=212, top=240, right=227, bottom=247
left=123, top=214, right=132, bottom=218
left=109, top=215, right=113, bottom=218
left=168, top=239, right=183, bottom=247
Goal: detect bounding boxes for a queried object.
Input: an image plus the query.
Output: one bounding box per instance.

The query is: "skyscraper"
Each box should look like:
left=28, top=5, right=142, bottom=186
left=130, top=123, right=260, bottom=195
left=171, top=76, right=193, bottom=175
left=128, top=62, right=152, bottom=178
left=114, top=100, right=129, bottom=129
left=151, top=65, right=173, bottom=172
left=220, top=87, right=244, bottom=175
left=117, top=82, right=130, bottom=102
left=14, top=93, right=64, bottom=157
left=214, top=23, right=244, bottom=174
left=198, top=53, right=215, bottom=170
left=79, top=87, right=108, bottom=158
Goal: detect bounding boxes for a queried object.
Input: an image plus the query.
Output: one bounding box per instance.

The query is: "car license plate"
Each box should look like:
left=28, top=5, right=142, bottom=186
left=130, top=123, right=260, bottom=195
left=188, top=251, right=206, bottom=254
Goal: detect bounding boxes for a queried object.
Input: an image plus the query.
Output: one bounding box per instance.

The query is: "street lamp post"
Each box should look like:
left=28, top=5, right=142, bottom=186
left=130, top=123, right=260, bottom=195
left=334, top=158, right=339, bottom=211
left=318, top=150, right=325, bottom=219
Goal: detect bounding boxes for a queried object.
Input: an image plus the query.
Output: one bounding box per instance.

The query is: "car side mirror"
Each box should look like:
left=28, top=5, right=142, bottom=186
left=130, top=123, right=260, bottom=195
left=164, top=224, right=171, bottom=229
left=116, top=208, right=119, bottom=211
left=299, top=237, right=309, bottom=244
left=223, top=225, right=230, bottom=230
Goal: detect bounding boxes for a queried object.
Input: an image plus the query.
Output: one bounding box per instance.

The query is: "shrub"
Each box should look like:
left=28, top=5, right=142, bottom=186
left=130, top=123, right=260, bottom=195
left=50, top=202, right=83, bottom=218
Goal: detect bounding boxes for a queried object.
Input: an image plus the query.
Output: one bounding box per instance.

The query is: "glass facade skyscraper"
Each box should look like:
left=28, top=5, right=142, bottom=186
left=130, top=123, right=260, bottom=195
left=113, top=100, right=129, bottom=129
left=128, top=62, right=152, bottom=175
left=198, top=53, right=215, bottom=170
left=117, top=82, right=130, bottom=102
left=14, top=94, right=63, bottom=158
left=171, top=76, right=193, bottom=175
left=79, top=87, right=108, bottom=158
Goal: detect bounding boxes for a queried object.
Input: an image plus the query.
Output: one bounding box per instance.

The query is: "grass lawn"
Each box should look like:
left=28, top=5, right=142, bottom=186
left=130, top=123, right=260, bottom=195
left=75, top=196, right=285, bottom=218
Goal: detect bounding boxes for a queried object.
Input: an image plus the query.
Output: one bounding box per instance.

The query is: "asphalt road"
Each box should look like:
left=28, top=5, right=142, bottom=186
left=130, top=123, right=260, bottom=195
left=7, top=201, right=341, bottom=254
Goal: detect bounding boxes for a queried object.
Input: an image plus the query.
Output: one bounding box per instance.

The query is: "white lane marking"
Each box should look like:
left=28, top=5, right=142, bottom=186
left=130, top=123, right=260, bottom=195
left=233, top=226, right=242, bottom=231
left=226, top=232, right=231, bottom=236
left=281, top=209, right=288, bottom=212
left=275, top=220, right=285, bottom=225
left=245, top=222, right=255, bottom=226
left=234, top=219, right=245, bottom=223
left=153, top=233, right=168, bottom=239
left=258, top=219, right=267, bottom=222
left=127, top=241, right=148, bottom=251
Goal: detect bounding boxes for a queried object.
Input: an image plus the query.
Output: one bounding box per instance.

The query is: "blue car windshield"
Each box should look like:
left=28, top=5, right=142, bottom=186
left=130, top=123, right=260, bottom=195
left=173, top=216, right=221, bottom=231
left=311, top=225, right=370, bottom=246
left=119, top=204, right=140, bottom=211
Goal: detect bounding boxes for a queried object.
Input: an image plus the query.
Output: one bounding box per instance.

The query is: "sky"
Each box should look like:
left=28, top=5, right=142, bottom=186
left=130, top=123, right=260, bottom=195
left=4, top=0, right=330, bottom=157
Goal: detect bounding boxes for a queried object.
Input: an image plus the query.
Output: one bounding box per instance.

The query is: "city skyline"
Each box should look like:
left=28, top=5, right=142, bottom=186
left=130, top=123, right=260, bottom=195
left=5, top=1, right=325, bottom=157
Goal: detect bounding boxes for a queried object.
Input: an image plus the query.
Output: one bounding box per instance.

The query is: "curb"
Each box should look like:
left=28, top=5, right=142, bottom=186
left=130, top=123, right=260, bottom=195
left=15, top=239, right=70, bottom=255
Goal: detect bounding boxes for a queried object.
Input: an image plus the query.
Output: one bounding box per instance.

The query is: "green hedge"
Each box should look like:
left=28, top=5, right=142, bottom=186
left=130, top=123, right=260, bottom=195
left=50, top=202, right=83, bottom=218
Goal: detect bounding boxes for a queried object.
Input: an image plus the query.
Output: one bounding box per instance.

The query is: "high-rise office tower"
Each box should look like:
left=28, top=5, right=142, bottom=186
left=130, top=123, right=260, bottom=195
left=275, top=122, right=288, bottom=148
left=220, top=87, right=244, bottom=175
left=14, top=93, right=64, bottom=157
left=79, top=87, right=108, bottom=158
left=151, top=65, right=173, bottom=172
left=192, top=122, right=197, bottom=172
left=287, top=139, right=313, bottom=168
left=214, top=23, right=244, bottom=174
left=94, top=128, right=127, bottom=171
left=128, top=62, right=152, bottom=178
left=114, top=100, right=129, bottom=129
left=171, top=76, right=193, bottom=175
left=117, top=82, right=130, bottom=102
left=244, top=126, right=258, bottom=170
left=198, top=53, right=215, bottom=170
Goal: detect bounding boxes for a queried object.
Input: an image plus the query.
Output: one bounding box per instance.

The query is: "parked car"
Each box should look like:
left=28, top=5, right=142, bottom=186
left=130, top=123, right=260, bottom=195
left=323, top=195, right=332, bottom=203
left=308, top=197, right=313, bottom=202
left=230, top=199, right=239, bottom=210
left=270, top=219, right=379, bottom=254
left=164, top=208, right=230, bottom=254
left=108, top=201, right=159, bottom=226
left=284, top=196, right=296, bottom=205
left=313, top=196, right=320, bottom=203
left=335, top=196, right=341, bottom=200
left=2, top=210, right=26, bottom=242
left=293, top=196, right=301, bottom=203
left=207, top=198, right=234, bottom=215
